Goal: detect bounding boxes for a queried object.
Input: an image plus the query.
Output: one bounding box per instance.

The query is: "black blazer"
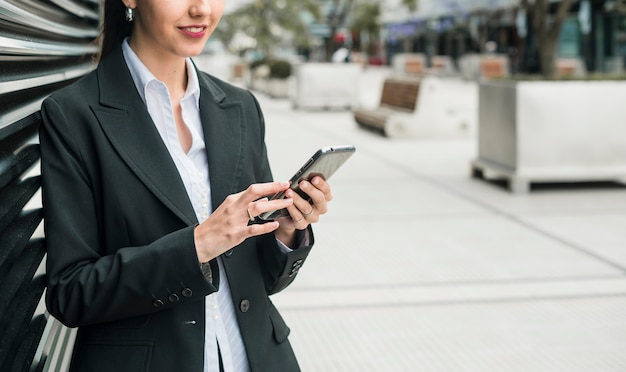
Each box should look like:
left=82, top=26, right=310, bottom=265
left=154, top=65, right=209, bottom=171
left=40, top=46, right=313, bottom=372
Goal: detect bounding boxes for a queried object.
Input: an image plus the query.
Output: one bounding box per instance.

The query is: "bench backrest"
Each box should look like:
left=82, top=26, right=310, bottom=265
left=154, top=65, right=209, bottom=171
left=405, top=58, right=425, bottom=74
left=556, top=58, right=586, bottom=77
left=379, top=78, right=421, bottom=111
left=479, top=56, right=509, bottom=78
left=0, top=2, right=98, bottom=370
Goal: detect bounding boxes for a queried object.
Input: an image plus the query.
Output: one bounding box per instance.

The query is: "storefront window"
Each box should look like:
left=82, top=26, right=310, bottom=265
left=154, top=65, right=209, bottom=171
left=615, top=15, right=626, bottom=65
left=558, top=17, right=581, bottom=58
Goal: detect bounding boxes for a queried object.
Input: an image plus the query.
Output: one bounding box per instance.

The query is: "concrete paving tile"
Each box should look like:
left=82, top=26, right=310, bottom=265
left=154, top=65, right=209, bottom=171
left=247, top=78, right=626, bottom=372
left=445, top=178, right=626, bottom=217
left=280, top=298, right=626, bottom=372
left=273, top=277, right=626, bottom=309
left=522, top=213, right=626, bottom=269
left=323, top=178, right=492, bottom=220
left=292, top=217, right=621, bottom=289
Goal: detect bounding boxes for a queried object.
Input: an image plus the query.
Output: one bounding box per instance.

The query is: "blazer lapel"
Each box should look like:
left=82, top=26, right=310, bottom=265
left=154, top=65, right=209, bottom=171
left=197, top=71, right=246, bottom=210
left=91, top=47, right=197, bottom=226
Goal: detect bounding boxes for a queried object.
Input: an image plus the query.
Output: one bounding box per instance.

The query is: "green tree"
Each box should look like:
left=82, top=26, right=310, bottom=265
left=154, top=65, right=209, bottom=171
left=521, top=0, right=574, bottom=78
left=607, top=0, right=626, bottom=13
left=402, top=0, right=419, bottom=12
left=348, top=1, right=380, bottom=56
left=215, top=0, right=320, bottom=58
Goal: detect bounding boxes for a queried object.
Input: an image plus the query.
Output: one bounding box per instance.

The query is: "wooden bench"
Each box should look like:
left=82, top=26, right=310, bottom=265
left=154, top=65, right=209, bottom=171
left=429, top=55, right=455, bottom=75
left=354, top=76, right=478, bottom=138
left=405, top=58, right=425, bottom=74
left=480, top=57, right=508, bottom=79
left=353, top=77, right=420, bottom=135
left=459, top=54, right=510, bottom=80
left=392, top=53, right=426, bottom=76
left=556, top=58, right=586, bottom=77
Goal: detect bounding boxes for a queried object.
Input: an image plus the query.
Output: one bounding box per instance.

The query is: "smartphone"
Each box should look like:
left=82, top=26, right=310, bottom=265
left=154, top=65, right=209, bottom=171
left=258, top=145, right=356, bottom=220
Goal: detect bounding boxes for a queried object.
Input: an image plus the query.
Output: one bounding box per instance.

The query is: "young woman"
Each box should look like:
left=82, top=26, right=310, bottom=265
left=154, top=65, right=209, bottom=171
left=40, top=0, right=332, bottom=371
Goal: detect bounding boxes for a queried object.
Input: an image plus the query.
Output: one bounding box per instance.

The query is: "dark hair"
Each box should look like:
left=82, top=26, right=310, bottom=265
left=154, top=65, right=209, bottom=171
left=98, top=0, right=134, bottom=62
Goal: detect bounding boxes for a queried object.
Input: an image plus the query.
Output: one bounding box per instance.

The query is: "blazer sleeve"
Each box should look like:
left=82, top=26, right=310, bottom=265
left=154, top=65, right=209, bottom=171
left=245, top=91, right=316, bottom=294
left=40, top=96, right=215, bottom=328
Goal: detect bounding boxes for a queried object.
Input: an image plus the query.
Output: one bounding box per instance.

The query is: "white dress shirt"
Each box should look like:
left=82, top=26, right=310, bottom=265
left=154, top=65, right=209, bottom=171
left=122, top=40, right=250, bottom=372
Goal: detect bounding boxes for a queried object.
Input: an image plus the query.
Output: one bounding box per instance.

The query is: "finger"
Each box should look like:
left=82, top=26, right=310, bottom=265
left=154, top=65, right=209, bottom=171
left=242, top=181, right=290, bottom=204
left=282, top=195, right=318, bottom=227
left=286, top=191, right=317, bottom=221
left=247, top=197, right=293, bottom=220
left=246, top=220, right=280, bottom=236
left=283, top=203, right=308, bottom=224
left=285, top=208, right=309, bottom=229
left=310, top=176, right=333, bottom=201
left=296, top=181, right=327, bottom=215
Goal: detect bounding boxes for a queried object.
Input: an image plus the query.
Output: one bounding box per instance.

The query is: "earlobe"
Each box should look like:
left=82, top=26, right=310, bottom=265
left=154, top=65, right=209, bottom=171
left=123, top=0, right=136, bottom=10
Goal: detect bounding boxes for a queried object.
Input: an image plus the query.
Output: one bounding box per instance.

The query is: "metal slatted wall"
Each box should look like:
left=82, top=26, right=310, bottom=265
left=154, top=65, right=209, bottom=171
left=0, top=0, right=99, bottom=370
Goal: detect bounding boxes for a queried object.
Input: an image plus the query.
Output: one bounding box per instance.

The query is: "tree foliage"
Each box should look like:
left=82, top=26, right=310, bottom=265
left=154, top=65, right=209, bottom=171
left=607, top=0, right=626, bottom=13
left=402, top=0, right=418, bottom=12
left=348, top=1, right=380, bottom=55
left=214, top=0, right=320, bottom=57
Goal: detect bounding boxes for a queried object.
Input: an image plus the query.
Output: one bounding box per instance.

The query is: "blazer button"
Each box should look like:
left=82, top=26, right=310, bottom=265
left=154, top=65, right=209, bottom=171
left=152, top=299, right=164, bottom=308
left=182, top=288, right=193, bottom=297
left=225, top=249, right=234, bottom=257
left=168, top=293, right=180, bottom=303
left=239, top=299, right=250, bottom=313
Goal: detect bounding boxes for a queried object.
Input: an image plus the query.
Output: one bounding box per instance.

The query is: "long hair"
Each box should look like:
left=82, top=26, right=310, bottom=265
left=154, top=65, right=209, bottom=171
left=98, top=0, right=134, bottom=62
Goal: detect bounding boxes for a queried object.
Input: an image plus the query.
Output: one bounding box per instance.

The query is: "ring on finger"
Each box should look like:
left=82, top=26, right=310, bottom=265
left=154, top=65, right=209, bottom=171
left=303, top=208, right=314, bottom=217
left=247, top=208, right=255, bottom=222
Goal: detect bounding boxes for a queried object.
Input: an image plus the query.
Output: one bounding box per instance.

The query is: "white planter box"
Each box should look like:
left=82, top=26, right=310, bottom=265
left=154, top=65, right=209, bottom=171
left=267, top=78, right=290, bottom=98
left=290, top=63, right=362, bottom=110
left=473, top=80, right=626, bottom=192
left=250, top=77, right=268, bottom=93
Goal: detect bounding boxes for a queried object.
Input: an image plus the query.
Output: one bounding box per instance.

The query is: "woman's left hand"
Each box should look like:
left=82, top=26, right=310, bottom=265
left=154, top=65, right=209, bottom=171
left=274, top=176, right=332, bottom=244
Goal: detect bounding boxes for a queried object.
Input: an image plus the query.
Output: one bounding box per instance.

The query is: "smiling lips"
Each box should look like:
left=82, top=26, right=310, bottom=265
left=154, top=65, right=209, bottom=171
left=179, top=26, right=207, bottom=38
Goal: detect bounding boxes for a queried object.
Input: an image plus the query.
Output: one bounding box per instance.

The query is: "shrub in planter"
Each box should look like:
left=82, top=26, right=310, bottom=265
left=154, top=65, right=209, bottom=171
left=249, top=59, right=270, bottom=79
left=249, top=58, right=267, bottom=71
left=268, top=59, right=292, bottom=79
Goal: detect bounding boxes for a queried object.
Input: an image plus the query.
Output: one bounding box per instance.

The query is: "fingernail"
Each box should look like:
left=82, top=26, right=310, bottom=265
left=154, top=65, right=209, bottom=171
left=281, top=181, right=289, bottom=187
left=312, top=178, right=320, bottom=185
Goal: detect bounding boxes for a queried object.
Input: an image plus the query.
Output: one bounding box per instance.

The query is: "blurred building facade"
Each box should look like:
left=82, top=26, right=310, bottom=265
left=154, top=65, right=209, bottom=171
left=380, top=0, right=626, bottom=75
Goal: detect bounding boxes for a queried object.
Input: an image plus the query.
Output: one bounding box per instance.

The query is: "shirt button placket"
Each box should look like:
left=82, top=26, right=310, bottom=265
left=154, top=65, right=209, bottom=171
left=200, top=173, right=209, bottom=221
left=210, top=293, right=219, bottom=320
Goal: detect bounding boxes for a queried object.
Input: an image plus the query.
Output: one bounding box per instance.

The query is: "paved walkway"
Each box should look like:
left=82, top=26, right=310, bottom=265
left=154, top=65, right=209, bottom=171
left=245, top=77, right=626, bottom=371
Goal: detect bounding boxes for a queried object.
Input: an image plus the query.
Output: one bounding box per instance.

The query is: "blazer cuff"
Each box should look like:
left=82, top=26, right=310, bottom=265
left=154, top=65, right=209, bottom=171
left=276, top=227, right=312, bottom=253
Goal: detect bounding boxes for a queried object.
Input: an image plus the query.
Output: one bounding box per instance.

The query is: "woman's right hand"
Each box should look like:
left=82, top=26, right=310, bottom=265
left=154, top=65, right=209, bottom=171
left=193, top=181, right=293, bottom=263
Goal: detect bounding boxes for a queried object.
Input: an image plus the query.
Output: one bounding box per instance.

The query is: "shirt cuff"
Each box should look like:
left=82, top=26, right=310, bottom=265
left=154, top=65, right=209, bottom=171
left=276, top=228, right=311, bottom=253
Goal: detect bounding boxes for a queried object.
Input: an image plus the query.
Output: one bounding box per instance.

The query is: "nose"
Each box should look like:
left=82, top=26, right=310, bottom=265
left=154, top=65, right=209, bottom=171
left=189, top=0, right=211, bottom=17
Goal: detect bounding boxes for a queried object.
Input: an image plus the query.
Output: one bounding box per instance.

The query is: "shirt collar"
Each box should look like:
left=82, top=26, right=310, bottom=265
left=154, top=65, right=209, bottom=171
left=122, top=38, right=200, bottom=109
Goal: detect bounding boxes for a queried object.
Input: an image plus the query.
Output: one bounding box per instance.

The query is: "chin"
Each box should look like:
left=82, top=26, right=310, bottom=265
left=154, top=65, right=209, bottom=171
left=179, top=47, right=206, bottom=58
